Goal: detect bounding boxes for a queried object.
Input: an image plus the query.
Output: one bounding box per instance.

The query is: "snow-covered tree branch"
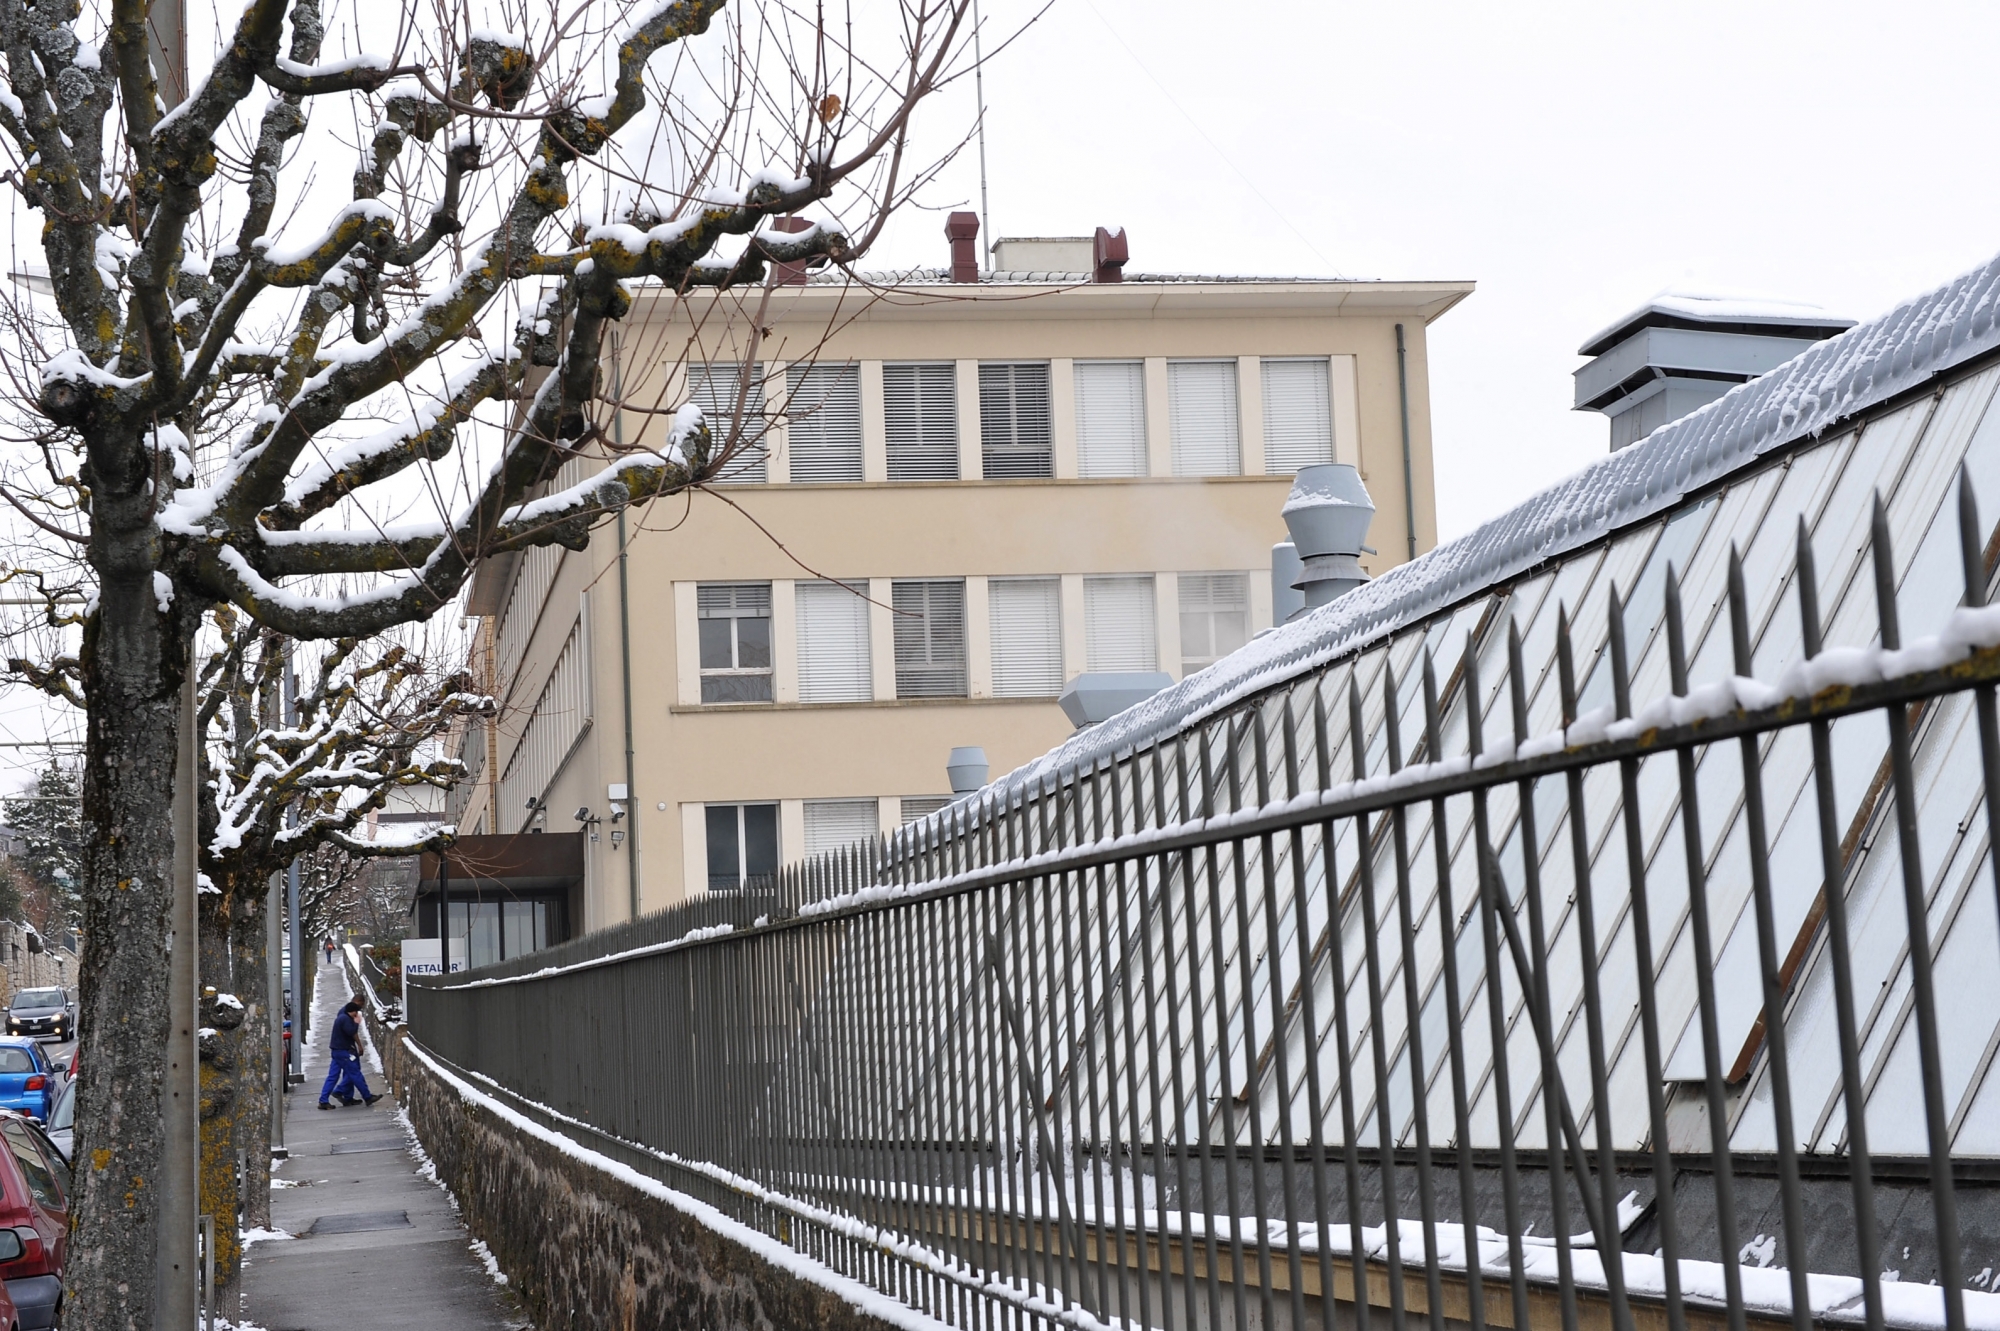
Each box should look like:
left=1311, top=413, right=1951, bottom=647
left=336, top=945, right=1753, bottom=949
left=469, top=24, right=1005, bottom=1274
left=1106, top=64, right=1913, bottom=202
left=0, top=0, right=979, bottom=1317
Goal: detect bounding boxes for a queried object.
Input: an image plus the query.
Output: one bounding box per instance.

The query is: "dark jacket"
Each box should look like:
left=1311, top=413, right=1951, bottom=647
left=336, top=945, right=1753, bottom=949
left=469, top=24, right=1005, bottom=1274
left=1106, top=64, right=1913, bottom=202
left=331, top=1010, right=361, bottom=1056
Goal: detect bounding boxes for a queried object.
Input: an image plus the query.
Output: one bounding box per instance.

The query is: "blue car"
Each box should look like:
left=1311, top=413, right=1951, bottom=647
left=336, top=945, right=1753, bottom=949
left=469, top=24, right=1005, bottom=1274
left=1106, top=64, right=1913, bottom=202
left=0, top=1041, right=57, bottom=1121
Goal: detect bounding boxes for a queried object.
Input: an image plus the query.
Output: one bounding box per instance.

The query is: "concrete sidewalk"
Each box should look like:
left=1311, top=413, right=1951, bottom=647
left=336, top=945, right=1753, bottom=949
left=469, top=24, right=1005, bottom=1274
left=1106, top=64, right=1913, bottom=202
left=237, top=959, right=530, bottom=1330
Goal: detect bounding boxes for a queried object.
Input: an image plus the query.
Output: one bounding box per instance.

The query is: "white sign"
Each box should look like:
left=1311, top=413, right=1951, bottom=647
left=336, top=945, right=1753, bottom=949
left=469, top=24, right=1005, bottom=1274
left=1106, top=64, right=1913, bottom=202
left=399, top=939, right=463, bottom=1007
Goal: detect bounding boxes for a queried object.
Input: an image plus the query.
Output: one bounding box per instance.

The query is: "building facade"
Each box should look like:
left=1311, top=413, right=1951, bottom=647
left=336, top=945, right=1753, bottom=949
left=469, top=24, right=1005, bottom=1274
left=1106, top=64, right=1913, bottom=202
left=448, top=240, right=1471, bottom=942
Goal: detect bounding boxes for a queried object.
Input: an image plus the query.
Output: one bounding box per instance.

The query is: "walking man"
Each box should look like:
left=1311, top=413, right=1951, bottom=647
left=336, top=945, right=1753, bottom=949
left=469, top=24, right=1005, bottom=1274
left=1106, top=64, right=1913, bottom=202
left=318, top=999, right=382, bottom=1110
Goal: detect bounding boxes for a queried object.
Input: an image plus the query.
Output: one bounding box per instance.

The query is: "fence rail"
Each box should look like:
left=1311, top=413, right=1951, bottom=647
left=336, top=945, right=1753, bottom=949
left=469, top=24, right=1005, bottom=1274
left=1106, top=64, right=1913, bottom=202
left=411, top=478, right=2000, bottom=1331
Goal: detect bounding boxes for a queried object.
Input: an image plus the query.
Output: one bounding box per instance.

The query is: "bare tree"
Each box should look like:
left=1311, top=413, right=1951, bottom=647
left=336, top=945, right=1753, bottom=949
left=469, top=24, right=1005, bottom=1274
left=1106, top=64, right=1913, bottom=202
left=194, top=609, right=485, bottom=1287
left=0, top=0, right=976, bottom=1316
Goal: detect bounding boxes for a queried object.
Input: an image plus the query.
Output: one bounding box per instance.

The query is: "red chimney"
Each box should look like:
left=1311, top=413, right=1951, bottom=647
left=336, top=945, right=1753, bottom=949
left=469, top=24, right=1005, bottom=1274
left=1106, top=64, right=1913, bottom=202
left=1093, top=226, right=1129, bottom=283
left=768, top=215, right=812, bottom=285
left=945, top=212, right=981, bottom=283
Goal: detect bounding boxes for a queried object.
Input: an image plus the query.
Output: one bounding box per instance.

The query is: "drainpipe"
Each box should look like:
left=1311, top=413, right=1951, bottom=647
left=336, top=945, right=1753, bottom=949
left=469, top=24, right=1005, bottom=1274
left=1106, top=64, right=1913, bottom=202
left=1395, top=323, right=1417, bottom=563
left=613, top=337, right=642, bottom=919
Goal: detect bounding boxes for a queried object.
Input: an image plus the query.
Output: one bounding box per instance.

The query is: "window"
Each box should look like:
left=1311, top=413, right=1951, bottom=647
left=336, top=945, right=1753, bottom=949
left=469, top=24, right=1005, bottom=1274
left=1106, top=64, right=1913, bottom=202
left=1168, top=360, right=1240, bottom=476
left=697, top=583, right=772, bottom=703
left=497, top=615, right=591, bottom=829
left=892, top=580, right=968, bottom=697
left=979, top=362, right=1052, bottom=478
left=804, top=799, right=880, bottom=857
left=1074, top=361, right=1147, bottom=478
left=1, top=1119, right=60, bottom=1211
left=1084, top=575, right=1157, bottom=672
left=989, top=578, right=1063, bottom=697
left=884, top=363, right=959, bottom=480
left=1262, top=358, right=1334, bottom=472
left=796, top=581, right=872, bottom=703
left=899, top=796, right=953, bottom=824
left=688, top=362, right=768, bottom=483
left=1179, top=573, right=1250, bottom=676
left=447, top=899, right=553, bottom=970
left=785, top=363, right=863, bottom=482
left=706, top=803, right=779, bottom=890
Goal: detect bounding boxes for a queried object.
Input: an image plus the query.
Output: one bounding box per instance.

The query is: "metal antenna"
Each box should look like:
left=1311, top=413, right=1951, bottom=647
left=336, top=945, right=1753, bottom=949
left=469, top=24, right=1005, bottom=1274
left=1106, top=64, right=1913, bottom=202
left=972, top=0, right=991, bottom=269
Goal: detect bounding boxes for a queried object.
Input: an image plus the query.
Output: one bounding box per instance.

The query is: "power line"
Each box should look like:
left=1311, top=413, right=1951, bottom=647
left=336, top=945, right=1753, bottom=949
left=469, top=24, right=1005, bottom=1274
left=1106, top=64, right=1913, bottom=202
left=1078, top=0, right=1344, bottom=277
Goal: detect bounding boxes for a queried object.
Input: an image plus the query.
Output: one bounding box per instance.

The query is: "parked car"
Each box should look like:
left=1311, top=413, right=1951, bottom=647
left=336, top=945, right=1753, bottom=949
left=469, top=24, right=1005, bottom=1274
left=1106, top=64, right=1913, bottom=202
left=38, top=1085, right=68, bottom=1165
left=0, top=1231, right=26, bottom=1331
left=3, top=992, right=70, bottom=1043
left=0, top=1046, right=56, bottom=1123
left=0, top=1111, right=66, bottom=1329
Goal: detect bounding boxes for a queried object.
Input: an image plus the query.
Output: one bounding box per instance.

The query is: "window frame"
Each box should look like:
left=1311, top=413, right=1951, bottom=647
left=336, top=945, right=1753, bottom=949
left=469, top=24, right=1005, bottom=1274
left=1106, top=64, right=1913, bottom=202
left=696, top=582, right=774, bottom=704
left=1073, top=359, right=1148, bottom=478
left=1178, top=572, right=1251, bottom=676
left=706, top=802, right=780, bottom=890
left=883, top=362, right=960, bottom=481
left=891, top=579, right=969, bottom=698
left=688, top=362, right=771, bottom=483
left=978, top=361, right=1054, bottom=479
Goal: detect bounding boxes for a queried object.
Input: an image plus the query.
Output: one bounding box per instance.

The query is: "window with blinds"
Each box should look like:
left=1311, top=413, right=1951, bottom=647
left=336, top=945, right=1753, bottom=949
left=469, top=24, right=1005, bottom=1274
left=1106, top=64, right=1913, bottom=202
left=784, top=363, right=863, bottom=483
left=706, top=803, right=778, bottom=890
left=498, top=616, right=592, bottom=829
left=1168, top=359, right=1241, bottom=476
left=899, top=795, right=953, bottom=825
left=804, top=799, right=879, bottom=857
left=1178, top=572, right=1250, bottom=676
left=1262, top=358, right=1334, bottom=472
left=988, top=578, right=1062, bottom=697
left=891, top=580, right=967, bottom=697
left=688, top=362, right=769, bottom=483
left=491, top=452, right=589, bottom=699
left=1074, top=361, right=1147, bottom=478
left=883, top=363, right=959, bottom=480
left=978, top=362, right=1052, bottom=479
left=697, top=583, right=773, bottom=703
left=1083, top=576, right=1157, bottom=672
left=795, top=581, right=872, bottom=703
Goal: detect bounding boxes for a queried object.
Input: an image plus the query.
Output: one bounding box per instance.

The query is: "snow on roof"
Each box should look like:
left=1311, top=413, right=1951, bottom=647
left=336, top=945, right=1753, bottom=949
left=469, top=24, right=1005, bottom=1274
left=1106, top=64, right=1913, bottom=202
left=994, top=246, right=2000, bottom=799
left=1578, top=285, right=1858, bottom=356
left=804, top=267, right=1387, bottom=287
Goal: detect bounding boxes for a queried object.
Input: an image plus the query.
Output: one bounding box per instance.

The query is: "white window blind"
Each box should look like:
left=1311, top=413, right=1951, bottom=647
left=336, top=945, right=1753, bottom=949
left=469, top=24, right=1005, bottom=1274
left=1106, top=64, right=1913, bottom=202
left=795, top=581, right=872, bottom=703
left=1084, top=576, right=1157, bottom=672
left=491, top=453, right=588, bottom=700
left=979, top=362, right=1053, bottom=478
left=892, top=580, right=968, bottom=697
left=988, top=578, right=1062, bottom=697
left=899, top=796, right=953, bottom=825
left=883, top=363, right=959, bottom=480
left=688, top=362, right=768, bottom=483
left=1178, top=573, right=1250, bottom=676
left=498, top=616, right=591, bottom=829
left=1168, top=360, right=1241, bottom=477
left=1262, top=358, right=1334, bottom=472
left=785, top=363, right=863, bottom=482
left=1074, top=361, right=1147, bottom=478
left=804, top=799, right=880, bottom=857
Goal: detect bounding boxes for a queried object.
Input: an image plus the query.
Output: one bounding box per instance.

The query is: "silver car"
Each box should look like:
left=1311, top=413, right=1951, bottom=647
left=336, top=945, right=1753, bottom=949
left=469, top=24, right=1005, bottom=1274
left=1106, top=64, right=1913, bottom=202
left=41, top=1080, right=69, bottom=1162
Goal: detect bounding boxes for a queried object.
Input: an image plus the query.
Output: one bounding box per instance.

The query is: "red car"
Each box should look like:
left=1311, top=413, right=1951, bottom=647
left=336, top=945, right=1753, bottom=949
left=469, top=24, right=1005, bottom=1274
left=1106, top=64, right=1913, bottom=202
left=0, top=1112, right=65, bottom=1329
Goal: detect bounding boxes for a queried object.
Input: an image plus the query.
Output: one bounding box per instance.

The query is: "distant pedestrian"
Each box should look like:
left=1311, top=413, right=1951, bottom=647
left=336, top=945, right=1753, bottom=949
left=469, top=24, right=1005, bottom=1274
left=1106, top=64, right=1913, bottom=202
left=318, top=999, right=382, bottom=1110
left=323, top=938, right=334, bottom=963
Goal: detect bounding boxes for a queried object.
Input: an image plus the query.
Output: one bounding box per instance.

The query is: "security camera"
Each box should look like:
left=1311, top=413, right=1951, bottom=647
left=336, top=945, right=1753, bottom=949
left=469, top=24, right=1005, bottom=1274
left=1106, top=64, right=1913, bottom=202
left=523, top=796, right=542, bottom=811
left=575, top=806, right=592, bottom=823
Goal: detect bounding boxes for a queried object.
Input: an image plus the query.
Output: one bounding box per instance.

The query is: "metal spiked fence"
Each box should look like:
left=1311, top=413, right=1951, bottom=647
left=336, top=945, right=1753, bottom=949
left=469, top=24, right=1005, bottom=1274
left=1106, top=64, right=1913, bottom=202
left=409, top=475, right=2000, bottom=1331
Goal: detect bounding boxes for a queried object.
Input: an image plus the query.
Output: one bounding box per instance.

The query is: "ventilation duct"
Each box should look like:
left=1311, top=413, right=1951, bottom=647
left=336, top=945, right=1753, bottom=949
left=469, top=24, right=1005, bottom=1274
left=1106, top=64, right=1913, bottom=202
left=1278, top=464, right=1375, bottom=617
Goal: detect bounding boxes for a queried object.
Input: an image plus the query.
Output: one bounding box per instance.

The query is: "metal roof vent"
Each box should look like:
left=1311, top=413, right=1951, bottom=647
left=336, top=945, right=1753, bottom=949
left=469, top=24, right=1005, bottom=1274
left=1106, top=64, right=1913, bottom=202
left=1279, top=464, right=1375, bottom=618
left=1574, top=290, right=1855, bottom=451
left=946, top=746, right=989, bottom=795
left=1058, top=672, right=1174, bottom=730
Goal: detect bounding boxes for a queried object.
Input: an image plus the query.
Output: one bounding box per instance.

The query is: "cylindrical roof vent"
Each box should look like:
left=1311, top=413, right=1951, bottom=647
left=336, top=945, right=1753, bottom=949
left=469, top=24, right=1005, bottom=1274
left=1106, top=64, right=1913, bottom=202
left=946, top=746, right=989, bottom=795
left=1280, top=463, right=1375, bottom=612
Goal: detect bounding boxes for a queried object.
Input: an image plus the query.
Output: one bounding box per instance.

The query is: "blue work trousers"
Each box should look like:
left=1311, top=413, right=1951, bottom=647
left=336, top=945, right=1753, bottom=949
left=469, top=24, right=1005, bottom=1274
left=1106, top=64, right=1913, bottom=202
left=319, top=1050, right=372, bottom=1105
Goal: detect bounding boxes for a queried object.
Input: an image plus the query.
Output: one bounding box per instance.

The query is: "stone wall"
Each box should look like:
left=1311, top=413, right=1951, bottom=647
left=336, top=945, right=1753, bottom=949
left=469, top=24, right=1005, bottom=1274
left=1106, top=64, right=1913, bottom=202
left=381, top=1027, right=907, bottom=1331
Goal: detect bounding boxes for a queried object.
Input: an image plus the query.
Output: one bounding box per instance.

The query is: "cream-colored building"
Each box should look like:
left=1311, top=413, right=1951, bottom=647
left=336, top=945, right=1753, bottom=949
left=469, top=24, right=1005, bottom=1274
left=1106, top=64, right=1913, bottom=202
left=444, top=236, right=1470, bottom=956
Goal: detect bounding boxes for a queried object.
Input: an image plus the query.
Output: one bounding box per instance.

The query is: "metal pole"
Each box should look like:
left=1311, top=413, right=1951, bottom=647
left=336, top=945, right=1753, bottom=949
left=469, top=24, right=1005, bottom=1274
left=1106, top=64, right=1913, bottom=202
left=1395, top=322, right=1418, bottom=562
left=158, top=670, right=198, bottom=1325
left=268, top=873, right=286, bottom=1158
left=612, top=334, right=642, bottom=919
left=285, top=662, right=304, bottom=1080
left=972, top=0, right=990, bottom=267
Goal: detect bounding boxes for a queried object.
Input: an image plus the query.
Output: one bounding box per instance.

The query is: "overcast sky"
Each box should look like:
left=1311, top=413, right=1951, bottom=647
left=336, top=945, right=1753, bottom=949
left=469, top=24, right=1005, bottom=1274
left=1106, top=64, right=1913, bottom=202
left=861, top=0, right=2000, bottom=540
left=8, top=0, right=2000, bottom=788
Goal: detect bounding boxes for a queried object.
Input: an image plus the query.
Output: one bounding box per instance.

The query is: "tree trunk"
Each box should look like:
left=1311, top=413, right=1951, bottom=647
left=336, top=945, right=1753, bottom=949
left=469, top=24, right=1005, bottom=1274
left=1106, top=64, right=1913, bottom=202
left=68, top=472, right=196, bottom=1330
left=234, top=878, right=273, bottom=1232
left=198, top=868, right=269, bottom=1290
